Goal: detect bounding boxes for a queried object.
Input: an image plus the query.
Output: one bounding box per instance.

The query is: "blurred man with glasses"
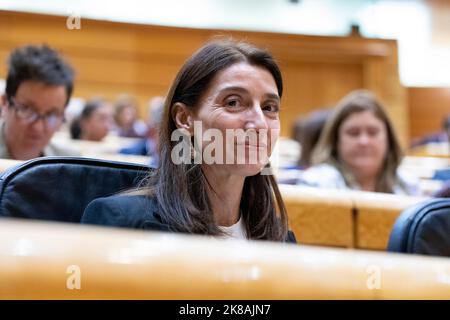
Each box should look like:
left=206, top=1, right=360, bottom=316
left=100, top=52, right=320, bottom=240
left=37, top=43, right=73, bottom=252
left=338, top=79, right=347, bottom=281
left=1, top=44, right=79, bottom=160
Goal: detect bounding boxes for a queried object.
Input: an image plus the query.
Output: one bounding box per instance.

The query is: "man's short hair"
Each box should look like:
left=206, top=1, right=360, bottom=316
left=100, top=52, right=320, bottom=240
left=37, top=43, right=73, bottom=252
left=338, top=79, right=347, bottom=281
left=5, top=44, right=75, bottom=105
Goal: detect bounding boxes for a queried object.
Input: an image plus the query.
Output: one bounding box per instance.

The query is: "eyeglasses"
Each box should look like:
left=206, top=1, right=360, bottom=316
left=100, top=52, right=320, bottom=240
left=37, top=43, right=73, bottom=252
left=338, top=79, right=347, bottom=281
left=8, top=97, right=65, bottom=129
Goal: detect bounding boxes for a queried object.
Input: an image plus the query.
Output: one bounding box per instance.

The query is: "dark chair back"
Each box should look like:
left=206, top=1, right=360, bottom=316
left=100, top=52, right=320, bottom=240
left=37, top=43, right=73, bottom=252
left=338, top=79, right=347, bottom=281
left=387, top=198, right=450, bottom=257
left=0, top=157, right=150, bottom=223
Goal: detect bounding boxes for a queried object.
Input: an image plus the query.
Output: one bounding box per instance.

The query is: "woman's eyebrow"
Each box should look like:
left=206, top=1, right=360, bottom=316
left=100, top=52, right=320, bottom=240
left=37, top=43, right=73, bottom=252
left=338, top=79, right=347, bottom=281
left=219, top=86, right=280, bottom=101
left=219, top=86, right=249, bottom=95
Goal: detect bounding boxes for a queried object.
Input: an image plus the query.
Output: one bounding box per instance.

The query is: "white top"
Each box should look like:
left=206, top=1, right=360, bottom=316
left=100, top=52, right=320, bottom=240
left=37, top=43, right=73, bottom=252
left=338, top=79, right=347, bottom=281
left=218, top=215, right=247, bottom=240
left=298, top=163, right=421, bottom=196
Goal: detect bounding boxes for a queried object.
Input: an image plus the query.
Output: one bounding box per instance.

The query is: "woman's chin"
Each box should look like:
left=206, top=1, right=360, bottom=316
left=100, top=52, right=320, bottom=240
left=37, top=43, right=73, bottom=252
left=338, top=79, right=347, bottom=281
left=232, top=163, right=268, bottom=177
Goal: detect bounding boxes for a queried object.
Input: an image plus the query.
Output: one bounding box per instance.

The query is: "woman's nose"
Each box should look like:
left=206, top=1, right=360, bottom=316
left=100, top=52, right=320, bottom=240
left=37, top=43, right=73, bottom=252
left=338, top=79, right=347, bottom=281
left=358, top=133, right=370, bottom=145
left=244, top=104, right=268, bottom=131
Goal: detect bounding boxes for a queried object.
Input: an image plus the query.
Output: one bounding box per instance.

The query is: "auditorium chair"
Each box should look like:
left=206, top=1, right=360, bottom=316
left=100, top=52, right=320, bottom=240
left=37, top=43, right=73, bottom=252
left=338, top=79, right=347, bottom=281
left=0, top=157, right=150, bottom=222
left=387, top=198, right=450, bottom=257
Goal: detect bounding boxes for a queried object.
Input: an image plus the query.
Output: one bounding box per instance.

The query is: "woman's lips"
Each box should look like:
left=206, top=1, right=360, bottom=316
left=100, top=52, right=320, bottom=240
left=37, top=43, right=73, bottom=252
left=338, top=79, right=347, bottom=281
left=239, top=142, right=267, bottom=148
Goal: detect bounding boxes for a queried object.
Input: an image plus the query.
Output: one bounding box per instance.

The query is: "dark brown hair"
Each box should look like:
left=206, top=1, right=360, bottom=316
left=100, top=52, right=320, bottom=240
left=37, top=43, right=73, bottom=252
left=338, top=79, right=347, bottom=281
left=139, top=39, right=288, bottom=241
left=292, top=108, right=332, bottom=168
left=6, top=44, right=74, bottom=105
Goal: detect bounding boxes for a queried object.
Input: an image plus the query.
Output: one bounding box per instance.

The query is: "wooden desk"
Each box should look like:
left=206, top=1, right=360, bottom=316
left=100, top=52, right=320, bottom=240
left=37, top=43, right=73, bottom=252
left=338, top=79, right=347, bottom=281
left=350, top=192, right=426, bottom=250
left=0, top=159, right=23, bottom=174
left=0, top=219, right=449, bottom=299
left=281, top=185, right=353, bottom=248
left=281, top=185, right=427, bottom=250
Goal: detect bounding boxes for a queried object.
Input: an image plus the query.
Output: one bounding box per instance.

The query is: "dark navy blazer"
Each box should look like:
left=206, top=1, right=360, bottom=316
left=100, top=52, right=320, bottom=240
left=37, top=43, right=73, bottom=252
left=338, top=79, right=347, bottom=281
left=81, top=195, right=297, bottom=243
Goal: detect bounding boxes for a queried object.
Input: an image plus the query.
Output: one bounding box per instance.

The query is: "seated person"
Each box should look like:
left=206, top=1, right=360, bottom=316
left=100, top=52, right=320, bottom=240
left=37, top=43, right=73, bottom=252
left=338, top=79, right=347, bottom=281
left=292, top=108, right=332, bottom=169
left=70, top=98, right=113, bottom=141
left=120, top=96, right=164, bottom=167
left=410, top=115, right=450, bottom=148
left=82, top=40, right=296, bottom=242
left=112, top=94, right=147, bottom=138
left=0, top=44, right=79, bottom=160
left=298, top=90, right=420, bottom=196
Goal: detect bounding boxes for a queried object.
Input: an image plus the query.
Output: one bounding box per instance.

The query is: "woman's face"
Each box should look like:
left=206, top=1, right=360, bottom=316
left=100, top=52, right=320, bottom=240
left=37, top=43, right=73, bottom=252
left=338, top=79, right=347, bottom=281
left=83, top=104, right=113, bottom=141
left=337, top=110, right=388, bottom=178
left=193, top=62, right=280, bottom=177
left=118, top=105, right=137, bottom=127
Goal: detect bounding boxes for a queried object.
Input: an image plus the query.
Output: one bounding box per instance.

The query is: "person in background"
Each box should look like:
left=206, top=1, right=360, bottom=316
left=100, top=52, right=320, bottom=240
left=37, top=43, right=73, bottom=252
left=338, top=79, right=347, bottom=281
left=0, top=44, right=78, bottom=160
left=445, top=116, right=450, bottom=142
left=292, top=108, right=332, bottom=169
left=70, top=98, right=113, bottom=141
left=433, top=181, right=450, bottom=198
left=298, top=90, right=420, bottom=195
left=410, top=115, right=450, bottom=148
left=82, top=39, right=296, bottom=242
left=120, top=96, right=165, bottom=166
left=112, top=94, right=147, bottom=138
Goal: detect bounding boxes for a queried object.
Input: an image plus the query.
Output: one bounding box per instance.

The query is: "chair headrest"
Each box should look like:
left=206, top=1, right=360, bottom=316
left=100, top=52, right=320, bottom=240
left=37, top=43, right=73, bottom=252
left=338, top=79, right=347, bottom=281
left=0, top=157, right=151, bottom=223
left=388, top=198, right=450, bottom=256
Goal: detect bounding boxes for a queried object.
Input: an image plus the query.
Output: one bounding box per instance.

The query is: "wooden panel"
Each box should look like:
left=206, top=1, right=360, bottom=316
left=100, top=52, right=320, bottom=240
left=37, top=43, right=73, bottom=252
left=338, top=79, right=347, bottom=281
left=0, top=10, right=407, bottom=141
left=408, top=87, right=450, bottom=140
left=282, top=184, right=430, bottom=250
left=1, top=219, right=449, bottom=299
left=281, top=185, right=354, bottom=248
left=352, top=192, right=427, bottom=250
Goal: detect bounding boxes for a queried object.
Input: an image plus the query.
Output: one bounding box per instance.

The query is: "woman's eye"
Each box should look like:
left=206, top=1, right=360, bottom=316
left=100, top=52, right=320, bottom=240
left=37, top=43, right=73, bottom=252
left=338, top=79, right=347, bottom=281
left=367, top=128, right=380, bottom=136
left=346, top=129, right=360, bottom=137
left=263, top=104, right=279, bottom=113
left=225, top=98, right=241, bottom=108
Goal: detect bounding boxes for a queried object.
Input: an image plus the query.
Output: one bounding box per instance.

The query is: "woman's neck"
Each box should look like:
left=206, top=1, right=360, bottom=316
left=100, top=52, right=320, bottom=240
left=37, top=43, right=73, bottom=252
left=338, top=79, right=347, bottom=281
left=354, top=173, right=378, bottom=192
left=202, top=166, right=244, bottom=227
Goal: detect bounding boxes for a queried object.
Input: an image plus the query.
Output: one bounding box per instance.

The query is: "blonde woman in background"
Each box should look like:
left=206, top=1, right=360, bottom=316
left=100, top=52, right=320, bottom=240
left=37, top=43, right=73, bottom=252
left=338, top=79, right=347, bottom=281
left=298, top=90, right=420, bottom=196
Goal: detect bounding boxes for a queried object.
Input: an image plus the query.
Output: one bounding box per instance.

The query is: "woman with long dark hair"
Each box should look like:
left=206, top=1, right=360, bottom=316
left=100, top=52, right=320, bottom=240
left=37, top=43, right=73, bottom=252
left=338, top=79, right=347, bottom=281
left=82, top=40, right=295, bottom=242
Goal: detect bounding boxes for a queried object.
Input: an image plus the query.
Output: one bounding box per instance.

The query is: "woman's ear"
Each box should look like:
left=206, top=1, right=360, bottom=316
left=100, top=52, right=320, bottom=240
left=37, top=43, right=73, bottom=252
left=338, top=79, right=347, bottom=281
left=0, top=94, right=9, bottom=118
left=172, top=102, right=194, bottom=134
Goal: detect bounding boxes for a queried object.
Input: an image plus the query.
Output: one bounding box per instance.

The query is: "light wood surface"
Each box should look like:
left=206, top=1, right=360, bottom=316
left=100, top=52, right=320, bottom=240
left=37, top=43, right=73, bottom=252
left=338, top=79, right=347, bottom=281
left=282, top=185, right=427, bottom=250
left=0, top=159, right=23, bottom=173
left=351, top=191, right=427, bottom=250
left=0, top=218, right=449, bottom=299
left=281, top=185, right=354, bottom=248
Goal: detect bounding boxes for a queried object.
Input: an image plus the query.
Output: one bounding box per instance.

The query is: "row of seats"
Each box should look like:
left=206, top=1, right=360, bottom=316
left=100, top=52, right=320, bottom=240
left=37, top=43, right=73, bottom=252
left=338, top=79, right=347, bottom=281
left=0, top=157, right=448, bottom=256
left=1, top=218, right=449, bottom=299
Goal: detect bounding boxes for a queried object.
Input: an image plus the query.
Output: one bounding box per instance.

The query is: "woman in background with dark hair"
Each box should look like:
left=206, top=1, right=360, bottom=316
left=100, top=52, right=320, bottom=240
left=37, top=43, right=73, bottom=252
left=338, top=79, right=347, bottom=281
left=113, top=94, right=147, bottom=138
left=70, top=98, right=113, bottom=141
left=82, top=39, right=295, bottom=242
left=292, top=108, right=332, bottom=169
